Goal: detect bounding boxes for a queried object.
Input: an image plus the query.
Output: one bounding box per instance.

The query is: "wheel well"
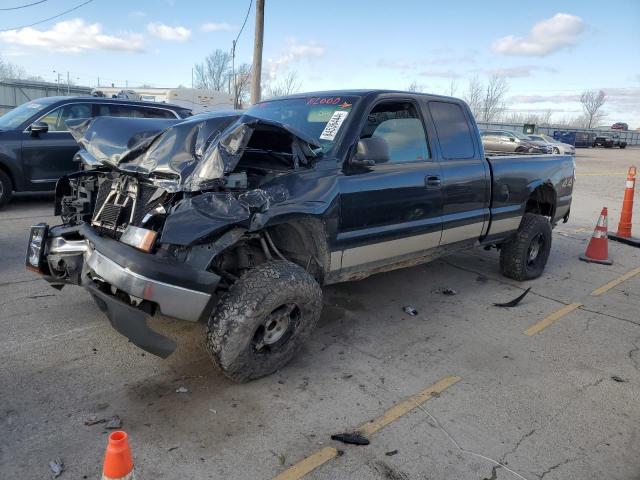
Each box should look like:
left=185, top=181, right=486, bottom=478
left=0, top=162, right=15, bottom=189
left=266, top=217, right=330, bottom=284
left=525, top=184, right=556, bottom=217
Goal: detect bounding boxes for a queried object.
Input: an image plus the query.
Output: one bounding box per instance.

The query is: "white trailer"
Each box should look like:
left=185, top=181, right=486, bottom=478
left=91, top=87, right=234, bottom=113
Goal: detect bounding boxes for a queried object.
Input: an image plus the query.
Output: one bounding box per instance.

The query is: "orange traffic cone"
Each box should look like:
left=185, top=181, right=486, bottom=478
left=102, top=431, right=135, bottom=480
left=580, top=207, right=613, bottom=265
left=609, top=166, right=640, bottom=247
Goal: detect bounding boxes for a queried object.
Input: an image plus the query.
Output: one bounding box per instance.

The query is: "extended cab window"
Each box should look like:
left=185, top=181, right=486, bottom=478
left=38, top=103, right=92, bottom=132
left=428, top=101, right=475, bottom=159
left=360, top=101, right=429, bottom=163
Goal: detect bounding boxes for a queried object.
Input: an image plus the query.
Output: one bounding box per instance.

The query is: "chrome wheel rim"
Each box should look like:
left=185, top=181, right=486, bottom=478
left=527, top=234, right=544, bottom=265
left=253, top=303, right=300, bottom=351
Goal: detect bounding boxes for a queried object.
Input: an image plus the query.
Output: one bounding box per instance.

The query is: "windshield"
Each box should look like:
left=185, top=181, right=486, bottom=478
left=246, top=95, right=359, bottom=153
left=0, top=99, right=56, bottom=130
left=510, top=131, right=532, bottom=141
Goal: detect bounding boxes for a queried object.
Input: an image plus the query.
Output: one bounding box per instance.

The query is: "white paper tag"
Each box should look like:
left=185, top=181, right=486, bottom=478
left=626, top=180, right=634, bottom=189
left=320, top=111, right=349, bottom=141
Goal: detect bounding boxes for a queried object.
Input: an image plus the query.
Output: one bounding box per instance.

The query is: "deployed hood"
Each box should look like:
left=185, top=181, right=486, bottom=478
left=68, top=112, right=321, bottom=192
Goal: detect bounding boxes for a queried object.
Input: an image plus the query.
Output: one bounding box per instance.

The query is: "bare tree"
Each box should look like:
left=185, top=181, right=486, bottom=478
left=0, top=55, right=26, bottom=80
left=232, top=63, right=252, bottom=108
left=447, top=79, right=458, bottom=97
left=463, top=76, right=483, bottom=119
left=265, top=71, right=301, bottom=98
left=481, top=74, right=509, bottom=122
left=194, top=49, right=231, bottom=91
left=580, top=89, right=606, bottom=128
left=540, top=109, right=553, bottom=126
left=407, top=81, right=421, bottom=92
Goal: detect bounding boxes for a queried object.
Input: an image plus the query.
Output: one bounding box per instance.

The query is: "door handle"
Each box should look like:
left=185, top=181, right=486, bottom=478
left=425, top=175, right=441, bottom=189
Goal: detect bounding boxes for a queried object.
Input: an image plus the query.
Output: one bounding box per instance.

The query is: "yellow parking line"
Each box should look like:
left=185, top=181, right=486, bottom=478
left=524, top=303, right=582, bottom=336
left=272, top=447, right=338, bottom=480
left=590, top=266, right=640, bottom=296
left=358, top=375, right=462, bottom=436
left=271, top=375, right=461, bottom=480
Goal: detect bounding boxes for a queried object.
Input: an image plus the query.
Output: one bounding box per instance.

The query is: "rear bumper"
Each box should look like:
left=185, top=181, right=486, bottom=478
left=40, top=224, right=220, bottom=356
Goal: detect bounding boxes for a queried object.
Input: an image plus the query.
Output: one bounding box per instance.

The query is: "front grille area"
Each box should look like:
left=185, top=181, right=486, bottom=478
left=92, top=175, right=162, bottom=239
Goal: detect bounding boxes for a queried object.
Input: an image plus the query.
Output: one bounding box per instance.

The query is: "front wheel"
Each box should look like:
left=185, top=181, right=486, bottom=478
left=500, top=213, right=552, bottom=281
left=206, top=260, right=322, bottom=382
left=553, top=147, right=560, bottom=154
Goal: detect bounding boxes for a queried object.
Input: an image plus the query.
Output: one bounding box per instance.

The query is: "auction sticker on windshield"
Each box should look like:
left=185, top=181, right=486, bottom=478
left=320, top=111, right=349, bottom=141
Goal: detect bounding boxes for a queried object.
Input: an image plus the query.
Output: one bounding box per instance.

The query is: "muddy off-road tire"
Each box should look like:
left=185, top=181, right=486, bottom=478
left=0, top=170, right=13, bottom=208
left=499, top=213, right=552, bottom=281
left=206, top=260, right=322, bottom=382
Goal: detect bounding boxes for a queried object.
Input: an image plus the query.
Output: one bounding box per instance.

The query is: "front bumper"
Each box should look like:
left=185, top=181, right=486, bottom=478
left=34, top=224, right=220, bottom=357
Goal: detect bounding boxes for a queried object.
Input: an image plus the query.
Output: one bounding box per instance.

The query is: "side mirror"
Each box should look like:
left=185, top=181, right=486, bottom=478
left=353, top=137, right=390, bottom=166
left=29, top=121, right=49, bottom=136
left=509, top=137, right=516, bottom=142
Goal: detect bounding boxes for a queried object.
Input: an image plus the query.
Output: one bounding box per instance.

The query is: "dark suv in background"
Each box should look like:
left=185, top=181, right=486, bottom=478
left=0, top=96, right=192, bottom=207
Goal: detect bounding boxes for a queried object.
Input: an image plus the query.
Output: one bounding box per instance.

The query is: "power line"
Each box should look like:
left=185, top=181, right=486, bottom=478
left=0, top=0, right=48, bottom=11
left=0, top=0, right=94, bottom=32
left=235, top=0, right=253, bottom=45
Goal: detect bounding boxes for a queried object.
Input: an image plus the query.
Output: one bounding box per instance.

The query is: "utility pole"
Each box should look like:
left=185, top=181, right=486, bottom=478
left=250, top=0, right=264, bottom=105
left=67, top=71, right=70, bottom=94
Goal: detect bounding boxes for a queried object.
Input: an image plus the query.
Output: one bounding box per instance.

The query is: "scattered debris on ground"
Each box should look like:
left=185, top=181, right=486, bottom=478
left=105, top=415, right=122, bottom=429
left=176, top=387, right=189, bottom=394
left=269, top=450, right=286, bottom=466
left=611, top=375, right=627, bottom=383
left=374, top=461, right=409, bottom=480
left=209, top=409, right=217, bottom=414
left=49, top=458, right=64, bottom=478
left=493, top=287, right=531, bottom=307
left=434, top=287, right=457, bottom=296
left=402, top=306, right=418, bottom=316
left=331, top=432, right=370, bottom=445
left=385, top=449, right=399, bottom=456
left=84, top=415, right=106, bottom=426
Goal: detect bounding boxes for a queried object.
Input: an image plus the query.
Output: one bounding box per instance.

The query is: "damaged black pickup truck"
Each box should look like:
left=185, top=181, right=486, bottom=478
left=27, top=90, right=574, bottom=381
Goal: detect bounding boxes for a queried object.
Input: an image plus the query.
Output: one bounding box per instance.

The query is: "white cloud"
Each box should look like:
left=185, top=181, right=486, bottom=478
left=491, top=65, right=558, bottom=78
left=419, top=69, right=462, bottom=79
left=201, top=22, right=235, bottom=32
left=267, top=39, right=325, bottom=79
left=509, top=93, right=581, bottom=103
left=492, top=13, right=585, bottom=56
left=0, top=18, right=144, bottom=53
left=146, top=22, right=191, bottom=42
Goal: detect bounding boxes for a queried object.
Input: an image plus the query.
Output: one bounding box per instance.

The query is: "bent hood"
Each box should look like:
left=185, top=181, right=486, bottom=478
left=67, top=112, right=320, bottom=192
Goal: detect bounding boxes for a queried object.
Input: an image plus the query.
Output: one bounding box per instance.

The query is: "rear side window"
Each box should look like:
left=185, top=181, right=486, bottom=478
left=428, top=101, right=475, bottom=159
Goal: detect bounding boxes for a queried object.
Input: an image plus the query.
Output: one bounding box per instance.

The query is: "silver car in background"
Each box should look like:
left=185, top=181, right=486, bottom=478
left=528, top=134, right=575, bottom=155
left=480, top=130, right=549, bottom=153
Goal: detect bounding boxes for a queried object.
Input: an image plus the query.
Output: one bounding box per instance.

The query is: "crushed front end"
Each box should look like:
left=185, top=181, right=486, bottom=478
left=27, top=112, right=321, bottom=358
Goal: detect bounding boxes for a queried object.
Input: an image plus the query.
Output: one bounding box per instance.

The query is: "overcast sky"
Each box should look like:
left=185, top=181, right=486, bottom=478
left=1, top=0, right=638, bottom=127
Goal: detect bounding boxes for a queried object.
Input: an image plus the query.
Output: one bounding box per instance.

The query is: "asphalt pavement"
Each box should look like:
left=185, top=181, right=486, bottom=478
left=1, top=147, right=639, bottom=480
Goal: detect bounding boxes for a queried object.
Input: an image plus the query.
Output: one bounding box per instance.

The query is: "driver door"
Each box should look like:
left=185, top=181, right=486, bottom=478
left=336, top=99, right=443, bottom=274
left=21, top=102, right=93, bottom=188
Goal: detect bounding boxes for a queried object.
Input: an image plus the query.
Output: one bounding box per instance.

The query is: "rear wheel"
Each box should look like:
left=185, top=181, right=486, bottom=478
left=206, top=260, right=322, bottom=382
left=0, top=170, right=13, bottom=208
left=515, top=146, right=527, bottom=153
left=500, top=213, right=552, bottom=281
